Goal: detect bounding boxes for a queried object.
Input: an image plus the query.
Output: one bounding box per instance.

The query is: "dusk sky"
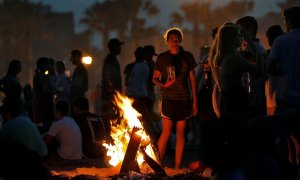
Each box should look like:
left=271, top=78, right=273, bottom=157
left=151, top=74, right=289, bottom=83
left=34, top=0, right=284, bottom=32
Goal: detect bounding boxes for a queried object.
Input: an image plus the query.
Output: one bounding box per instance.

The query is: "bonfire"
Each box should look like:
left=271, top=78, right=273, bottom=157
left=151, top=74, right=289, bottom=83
left=50, top=92, right=211, bottom=179
left=102, top=92, right=160, bottom=173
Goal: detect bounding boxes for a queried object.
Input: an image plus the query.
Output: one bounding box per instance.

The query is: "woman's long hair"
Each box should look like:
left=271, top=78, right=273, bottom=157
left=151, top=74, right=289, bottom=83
left=208, top=22, right=241, bottom=90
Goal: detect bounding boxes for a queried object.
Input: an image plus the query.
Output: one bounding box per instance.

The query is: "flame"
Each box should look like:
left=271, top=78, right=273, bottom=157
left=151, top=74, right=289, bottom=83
left=103, top=92, right=157, bottom=167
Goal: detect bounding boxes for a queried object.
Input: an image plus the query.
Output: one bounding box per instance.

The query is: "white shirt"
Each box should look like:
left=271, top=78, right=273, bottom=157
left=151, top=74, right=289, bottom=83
left=46, top=116, right=82, bottom=160
left=126, top=61, right=150, bottom=97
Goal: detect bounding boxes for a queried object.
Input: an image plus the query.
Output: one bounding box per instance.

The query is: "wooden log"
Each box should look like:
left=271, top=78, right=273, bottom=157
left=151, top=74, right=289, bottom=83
left=119, top=127, right=142, bottom=174
left=132, top=100, right=162, bottom=164
left=140, top=146, right=167, bottom=176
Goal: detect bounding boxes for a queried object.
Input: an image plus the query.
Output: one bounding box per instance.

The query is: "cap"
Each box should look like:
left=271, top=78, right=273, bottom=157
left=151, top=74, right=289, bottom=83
left=107, top=38, right=124, bottom=48
left=144, top=45, right=157, bottom=56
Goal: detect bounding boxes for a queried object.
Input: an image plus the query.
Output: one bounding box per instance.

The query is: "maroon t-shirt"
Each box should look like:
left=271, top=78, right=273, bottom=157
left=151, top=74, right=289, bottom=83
left=154, top=49, right=197, bottom=100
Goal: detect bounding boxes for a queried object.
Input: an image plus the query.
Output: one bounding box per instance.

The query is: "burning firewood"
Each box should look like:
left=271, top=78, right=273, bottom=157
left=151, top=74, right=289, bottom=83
left=119, top=127, right=142, bottom=174
left=102, top=92, right=161, bottom=170
left=140, top=146, right=167, bottom=176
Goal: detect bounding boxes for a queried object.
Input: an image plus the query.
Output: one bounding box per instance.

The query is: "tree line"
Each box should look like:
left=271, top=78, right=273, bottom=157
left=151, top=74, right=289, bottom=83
left=0, top=0, right=295, bottom=85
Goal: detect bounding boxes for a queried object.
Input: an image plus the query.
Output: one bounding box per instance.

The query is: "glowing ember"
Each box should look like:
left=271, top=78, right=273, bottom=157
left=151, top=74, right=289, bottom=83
left=103, top=92, right=158, bottom=167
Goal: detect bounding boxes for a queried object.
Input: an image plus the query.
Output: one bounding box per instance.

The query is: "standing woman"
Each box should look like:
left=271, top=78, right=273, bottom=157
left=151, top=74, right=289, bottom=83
left=209, top=23, right=262, bottom=129
left=208, top=23, right=263, bottom=173
left=152, top=27, right=198, bottom=169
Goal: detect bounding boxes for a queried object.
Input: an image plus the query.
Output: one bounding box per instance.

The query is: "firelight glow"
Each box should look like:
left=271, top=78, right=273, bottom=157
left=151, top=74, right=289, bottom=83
left=102, top=92, right=158, bottom=168
left=82, top=56, right=92, bottom=64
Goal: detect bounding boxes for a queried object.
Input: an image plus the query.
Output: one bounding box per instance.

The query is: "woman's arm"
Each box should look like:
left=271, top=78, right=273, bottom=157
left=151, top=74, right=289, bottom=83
left=189, top=70, right=198, bottom=116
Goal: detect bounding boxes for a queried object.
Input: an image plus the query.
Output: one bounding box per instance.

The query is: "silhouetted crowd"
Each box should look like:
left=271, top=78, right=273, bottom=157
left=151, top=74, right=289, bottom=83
left=1, top=6, right=300, bottom=180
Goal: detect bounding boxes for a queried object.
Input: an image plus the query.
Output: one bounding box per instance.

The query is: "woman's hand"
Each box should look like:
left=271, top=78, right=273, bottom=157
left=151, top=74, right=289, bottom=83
left=163, top=77, right=176, bottom=88
left=192, top=99, right=198, bottom=116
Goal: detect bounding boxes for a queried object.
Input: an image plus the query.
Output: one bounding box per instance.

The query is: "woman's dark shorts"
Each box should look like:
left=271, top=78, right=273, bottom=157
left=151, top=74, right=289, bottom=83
left=161, top=99, right=192, bottom=121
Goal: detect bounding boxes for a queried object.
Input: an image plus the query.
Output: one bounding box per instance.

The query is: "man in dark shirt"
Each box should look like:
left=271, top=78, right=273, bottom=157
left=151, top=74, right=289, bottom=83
left=69, top=49, right=88, bottom=102
left=73, top=96, right=109, bottom=159
left=101, top=38, right=124, bottom=102
left=236, top=16, right=267, bottom=118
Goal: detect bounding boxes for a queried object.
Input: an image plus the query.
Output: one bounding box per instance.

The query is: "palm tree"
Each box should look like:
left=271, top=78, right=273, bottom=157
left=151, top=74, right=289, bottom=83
left=0, top=0, right=48, bottom=82
left=170, top=1, right=212, bottom=51
left=81, top=1, right=119, bottom=50
left=82, top=0, right=160, bottom=50
left=170, top=0, right=254, bottom=49
left=127, top=0, right=159, bottom=44
left=107, top=0, right=160, bottom=47
left=212, top=0, right=254, bottom=27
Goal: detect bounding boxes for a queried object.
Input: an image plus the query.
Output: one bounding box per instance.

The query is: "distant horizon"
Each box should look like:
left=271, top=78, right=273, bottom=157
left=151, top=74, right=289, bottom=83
left=34, top=0, right=284, bottom=33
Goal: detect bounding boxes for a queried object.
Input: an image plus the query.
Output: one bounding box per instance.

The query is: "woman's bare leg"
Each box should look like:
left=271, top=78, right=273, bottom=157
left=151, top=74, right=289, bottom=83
left=175, top=120, right=187, bottom=169
left=158, top=118, right=174, bottom=161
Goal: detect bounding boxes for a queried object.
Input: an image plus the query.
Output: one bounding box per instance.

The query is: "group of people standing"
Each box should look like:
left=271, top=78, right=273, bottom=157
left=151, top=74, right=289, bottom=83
left=197, top=6, right=300, bottom=179
left=0, top=5, right=300, bottom=180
